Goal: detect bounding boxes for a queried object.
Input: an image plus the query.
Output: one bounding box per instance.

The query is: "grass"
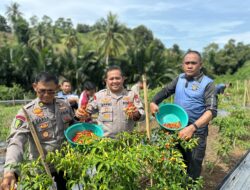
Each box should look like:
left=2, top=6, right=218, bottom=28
left=0, top=105, right=21, bottom=141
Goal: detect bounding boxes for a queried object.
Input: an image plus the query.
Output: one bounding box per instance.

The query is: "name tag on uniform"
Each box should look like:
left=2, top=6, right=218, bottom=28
left=103, top=113, right=111, bottom=120
left=100, top=107, right=112, bottom=113
left=33, top=117, right=49, bottom=126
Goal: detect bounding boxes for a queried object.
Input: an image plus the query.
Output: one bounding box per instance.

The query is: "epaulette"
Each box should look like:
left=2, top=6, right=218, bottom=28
left=55, top=97, right=68, bottom=104
left=98, top=89, right=107, bottom=93
left=55, top=96, right=65, bottom=100
left=23, top=100, right=35, bottom=109
left=96, top=89, right=106, bottom=95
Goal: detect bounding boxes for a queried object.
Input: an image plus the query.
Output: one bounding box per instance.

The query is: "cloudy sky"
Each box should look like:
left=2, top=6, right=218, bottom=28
left=1, top=0, right=250, bottom=51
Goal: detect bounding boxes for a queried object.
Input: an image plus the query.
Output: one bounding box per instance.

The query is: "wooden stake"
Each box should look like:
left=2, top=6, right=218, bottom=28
left=243, top=80, right=247, bottom=107
left=142, top=74, right=150, bottom=140
left=10, top=179, right=15, bottom=190
left=248, top=80, right=250, bottom=104
left=142, top=75, right=153, bottom=187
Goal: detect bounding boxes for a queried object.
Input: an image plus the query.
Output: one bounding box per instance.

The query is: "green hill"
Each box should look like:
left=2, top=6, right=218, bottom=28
left=215, top=60, right=250, bottom=83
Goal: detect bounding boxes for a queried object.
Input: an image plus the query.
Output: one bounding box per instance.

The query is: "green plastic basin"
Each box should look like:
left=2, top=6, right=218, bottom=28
left=64, top=123, right=104, bottom=146
left=155, top=103, right=189, bottom=131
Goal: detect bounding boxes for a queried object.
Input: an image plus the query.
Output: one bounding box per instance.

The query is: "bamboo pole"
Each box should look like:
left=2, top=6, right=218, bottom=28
left=243, top=80, right=247, bottom=107
left=142, top=74, right=151, bottom=140
left=170, top=95, right=173, bottom=103
left=245, top=81, right=249, bottom=105
left=248, top=80, right=250, bottom=104
left=142, top=75, right=153, bottom=187
left=10, top=179, right=15, bottom=190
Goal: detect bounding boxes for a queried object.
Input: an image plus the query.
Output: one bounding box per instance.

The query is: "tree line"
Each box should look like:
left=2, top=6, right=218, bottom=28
left=1, top=2, right=250, bottom=93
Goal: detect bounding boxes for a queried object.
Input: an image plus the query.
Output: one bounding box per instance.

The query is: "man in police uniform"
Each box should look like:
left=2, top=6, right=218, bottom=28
left=0, top=72, right=75, bottom=190
left=76, top=66, right=145, bottom=138
left=150, top=50, right=217, bottom=179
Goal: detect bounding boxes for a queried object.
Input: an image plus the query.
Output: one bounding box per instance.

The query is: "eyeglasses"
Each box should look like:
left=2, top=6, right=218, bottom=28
left=184, top=61, right=198, bottom=65
left=37, top=89, right=56, bottom=95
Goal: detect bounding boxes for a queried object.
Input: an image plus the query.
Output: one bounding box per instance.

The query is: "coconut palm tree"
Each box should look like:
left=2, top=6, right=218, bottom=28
left=93, top=12, right=130, bottom=66
left=28, top=23, right=54, bottom=71
left=5, top=2, right=22, bottom=33
left=28, top=23, right=53, bottom=51
left=63, top=29, right=79, bottom=51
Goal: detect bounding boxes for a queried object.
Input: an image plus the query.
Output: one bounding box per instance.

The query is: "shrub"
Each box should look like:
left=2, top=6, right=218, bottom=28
left=0, top=84, right=25, bottom=100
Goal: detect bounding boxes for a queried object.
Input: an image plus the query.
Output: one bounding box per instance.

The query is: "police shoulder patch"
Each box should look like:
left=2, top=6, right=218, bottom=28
left=14, top=115, right=26, bottom=129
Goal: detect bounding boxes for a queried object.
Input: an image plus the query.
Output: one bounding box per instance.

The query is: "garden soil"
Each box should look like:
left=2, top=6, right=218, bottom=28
left=202, top=125, right=247, bottom=190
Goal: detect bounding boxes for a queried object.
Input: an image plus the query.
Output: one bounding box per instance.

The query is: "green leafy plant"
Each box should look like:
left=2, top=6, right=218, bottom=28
left=18, top=129, right=203, bottom=190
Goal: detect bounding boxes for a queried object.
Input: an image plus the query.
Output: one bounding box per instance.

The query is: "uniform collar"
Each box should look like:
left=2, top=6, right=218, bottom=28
left=35, top=97, right=55, bottom=107
left=181, top=72, right=204, bottom=83
left=106, top=88, right=127, bottom=99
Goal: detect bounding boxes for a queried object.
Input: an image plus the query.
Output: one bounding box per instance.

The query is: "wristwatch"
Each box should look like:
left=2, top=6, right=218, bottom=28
left=192, top=123, right=199, bottom=130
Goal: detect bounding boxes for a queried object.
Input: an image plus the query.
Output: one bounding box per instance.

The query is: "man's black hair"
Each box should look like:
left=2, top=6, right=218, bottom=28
left=34, top=72, right=59, bottom=84
left=184, top=50, right=202, bottom=62
left=61, top=79, right=71, bottom=85
left=105, top=65, right=124, bottom=79
left=84, top=81, right=96, bottom=90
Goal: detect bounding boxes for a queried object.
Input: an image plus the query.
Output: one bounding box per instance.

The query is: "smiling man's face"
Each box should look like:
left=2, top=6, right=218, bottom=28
left=105, top=69, right=124, bottom=93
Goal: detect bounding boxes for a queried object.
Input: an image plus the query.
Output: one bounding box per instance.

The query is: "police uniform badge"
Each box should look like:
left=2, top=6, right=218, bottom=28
left=101, top=98, right=111, bottom=103
left=101, top=98, right=111, bottom=106
left=123, top=96, right=130, bottom=102
left=14, top=115, right=26, bottom=129
left=39, top=122, right=49, bottom=129
left=42, top=131, right=49, bottom=138
left=192, top=84, right=199, bottom=91
left=33, top=107, right=44, bottom=117
left=122, top=96, right=130, bottom=105
left=38, top=102, right=44, bottom=107
left=134, top=94, right=140, bottom=103
left=102, top=113, right=112, bottom=121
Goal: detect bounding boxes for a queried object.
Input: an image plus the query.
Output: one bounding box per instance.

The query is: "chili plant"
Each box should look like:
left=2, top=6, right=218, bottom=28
left=19, top=129, right=203, bottom=190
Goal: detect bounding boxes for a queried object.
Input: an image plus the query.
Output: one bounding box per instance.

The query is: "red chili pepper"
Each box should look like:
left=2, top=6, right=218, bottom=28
left=71, top=130, right=98, bottom=144
left=163, top=122, right=181, bottom=129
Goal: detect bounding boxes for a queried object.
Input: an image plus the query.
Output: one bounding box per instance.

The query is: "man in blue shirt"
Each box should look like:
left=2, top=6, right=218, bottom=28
left=150, top=50, right=217, bottom=179
left=57, top=79, right=79, bottom=110
left=215, top=83, right=232, bottom=95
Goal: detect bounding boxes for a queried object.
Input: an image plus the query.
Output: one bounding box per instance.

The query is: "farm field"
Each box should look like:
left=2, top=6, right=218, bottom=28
left=202, top=124, right=248, bottom=189
left=0, top=81, right=249, bottom=189
left=1, top=2, right=250, bottom=189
